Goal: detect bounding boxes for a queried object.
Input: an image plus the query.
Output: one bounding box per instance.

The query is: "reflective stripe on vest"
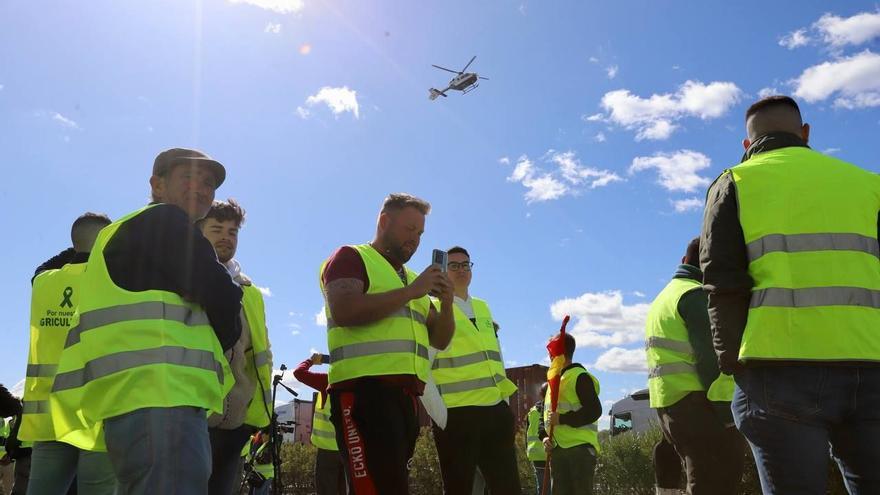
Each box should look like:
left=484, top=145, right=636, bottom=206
left=49, top=205, right=232, bottom=452
left=644, top=276, right=706, bottom=408
left=242, top=285, right=273, bottom=428
left=22, top=401, right=50, bottom=414
left=311, top=393, right=338, bottom=451
left=322, top=244, right=432, bottom=384
left=66, top=301, right=210, bottom=347
left=21, top=263, right=88, bottom=443
left=430, top=298, right=517, bottom=407
left=52, top=346, right=224, bottom=391
left=731, top=147, right=880, bottom=362
left=747, top=233, right=880, bottom=261
left=544, top=366, right=601, bottom=451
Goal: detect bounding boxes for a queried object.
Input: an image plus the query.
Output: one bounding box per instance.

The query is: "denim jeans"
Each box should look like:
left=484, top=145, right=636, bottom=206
left=104, top=407, right=211, bottom=495
left=550, top=444, right=596, bottom=495
left=26, top=441, right=116, bottom=495
left=733, top=365, right=880, bottom=495
left=208, top=425, right=254, bottom=495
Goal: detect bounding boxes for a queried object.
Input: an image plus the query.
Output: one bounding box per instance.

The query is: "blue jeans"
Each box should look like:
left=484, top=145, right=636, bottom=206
left=26, top=441, right=116, bottom=495
left=104, top=407, right=211, bottom=495
left=733, top=365, right=880, bottom=495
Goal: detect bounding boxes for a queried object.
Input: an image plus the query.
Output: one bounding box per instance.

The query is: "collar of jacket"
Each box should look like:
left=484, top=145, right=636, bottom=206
left=740, top=131, right=810, bottom=163
left=673, top=263, right=702, bottom=282
left=71, top=252, right=90, bottom=264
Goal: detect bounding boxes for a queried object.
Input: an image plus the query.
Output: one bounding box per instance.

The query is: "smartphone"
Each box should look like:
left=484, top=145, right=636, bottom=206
left=320, top=354, right=331, bottom=364
left=432, top=249, right=448, bottom=272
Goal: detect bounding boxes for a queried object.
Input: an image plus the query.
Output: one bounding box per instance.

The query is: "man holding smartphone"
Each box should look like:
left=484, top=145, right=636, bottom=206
left=319, top=193, right=455, bottom=494
left=430, top=246, right=520, bottom=494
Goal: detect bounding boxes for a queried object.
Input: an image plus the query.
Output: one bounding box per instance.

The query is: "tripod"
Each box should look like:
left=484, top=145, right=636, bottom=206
left=240, top=364, right=298, bottom=495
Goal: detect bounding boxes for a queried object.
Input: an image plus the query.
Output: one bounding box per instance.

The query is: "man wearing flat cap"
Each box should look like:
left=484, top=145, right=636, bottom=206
left=50, top=148, right=243, bottom=494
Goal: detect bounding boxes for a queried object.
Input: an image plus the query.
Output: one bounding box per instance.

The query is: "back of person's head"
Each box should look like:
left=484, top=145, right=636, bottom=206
left=745, top=95, right=805, bottom=142
left=199, top=198, right=246, bottom=228
left=71, top=212, right=112, bottom=253
left=563, top=333, right=576, bottom=361
left=683, top=237, right=700, bottom=267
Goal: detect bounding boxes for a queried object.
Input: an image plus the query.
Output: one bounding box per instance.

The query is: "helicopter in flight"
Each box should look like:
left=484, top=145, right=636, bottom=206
left=429, top=56, right=489, bottom=100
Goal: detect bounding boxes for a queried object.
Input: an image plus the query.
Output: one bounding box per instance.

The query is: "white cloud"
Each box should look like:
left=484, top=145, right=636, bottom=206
left=605, top=65, right=619, bottom=79
left=589, top=56, right=599, bottom=63
left=295, top=106, right=311, bottom=119
left=498, top=156, right=510, bottom=165
left=598, top=80, right=741, bottom=140
left=593, top=347, right=648, bottom=373
left=291, top=329, right=301, bottom=336
left=671, top=197, right=704, bottom=213
left=636, top=120, right=677, bottom=141
left=594, top=132, right=606, bottom=143
left=315, top=307, right=327, bottom=327
left=52, top=112, right=81, bottom=130
left=633, top=291, right=646, bottom=298
left=505, top=360, right=519, bottom=367
left=758, top=87, right=779, bottom=98
left=793, top=50, right=880, bottom=109
left=504, top=151, right=622, bottom=204
left=823, top=147, right=841, bottom=155
left=264, top=22, right=282, bottom=34
left=9, top=378, right=24, bottom=398
left=550, top=290, right=650, bottom=348
left=583, top=113, right=604, bottom=122
left=302, top=86, right=360, bottom=119
left=228, top=0, right=304, bottom=14
left=815, top=12, right=880, bottom=48
left=629, top=150, right=712, bottom=193
left=779, top=29, right=810, bottom=49
left=0, top=84, right=4, bottom=91
left=257, top=286, right=272, bottom=297
left=549, top=151, right=623, bottom=188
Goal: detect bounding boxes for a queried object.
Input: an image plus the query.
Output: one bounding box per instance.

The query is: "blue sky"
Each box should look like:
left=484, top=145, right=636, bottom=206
left=2, top=0, right=880, bottom=429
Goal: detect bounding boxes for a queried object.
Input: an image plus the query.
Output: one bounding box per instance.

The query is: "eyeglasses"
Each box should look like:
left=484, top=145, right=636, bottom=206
left=448, top=261, right=474, bottom=272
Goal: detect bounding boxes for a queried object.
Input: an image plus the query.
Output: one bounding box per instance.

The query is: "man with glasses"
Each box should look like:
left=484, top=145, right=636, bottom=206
left=430, top=246, right=520, bottom=494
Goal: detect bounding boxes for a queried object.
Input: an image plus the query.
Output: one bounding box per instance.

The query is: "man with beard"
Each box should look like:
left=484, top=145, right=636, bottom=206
left=319, top=193, right=455, bottom=494
left=198, top=199, right=274, bottom=495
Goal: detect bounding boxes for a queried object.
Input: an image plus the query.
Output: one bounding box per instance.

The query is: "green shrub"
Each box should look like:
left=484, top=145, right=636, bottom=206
left=594, top=425, right=847, bottom=495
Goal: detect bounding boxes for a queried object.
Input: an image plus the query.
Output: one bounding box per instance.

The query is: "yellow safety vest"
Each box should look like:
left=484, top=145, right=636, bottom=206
left=730, top=147, right=880, bottom=362
left=49, top=205, right=233, bottom=451
left=321, top=244, right=432, bottom=385
left=20, top=262, right=99, bottom=446
left=526, top=405, right=546, bottom=462
left=242, top=284, right=273, bottom=428
left=310, top=392, right=338, bottom=451
left=431, top=297, right=516, bottom=407
left=544, top=366, right=600, bottom=452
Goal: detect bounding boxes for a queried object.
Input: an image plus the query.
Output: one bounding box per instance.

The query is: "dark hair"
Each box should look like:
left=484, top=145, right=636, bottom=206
left=381, top=193, right=431, bottom=215
left=71, top=212, right=112, bottom=252
left=684, top=237, right=700, bottom=267
left=563, top=333, right=576, bottom=360
left=745, top=95, right=801, bottom=121
left=447, top=246, right=470, bottom=258
left=202, top=199, right=246, bottom=226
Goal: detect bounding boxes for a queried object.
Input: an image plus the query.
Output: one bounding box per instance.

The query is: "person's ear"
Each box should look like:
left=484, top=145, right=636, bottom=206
left=149, top=175, right=164, bottom=202
left=802, top=123, right=810, bottom=144
left=742, top=138, right=751, bottom=151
